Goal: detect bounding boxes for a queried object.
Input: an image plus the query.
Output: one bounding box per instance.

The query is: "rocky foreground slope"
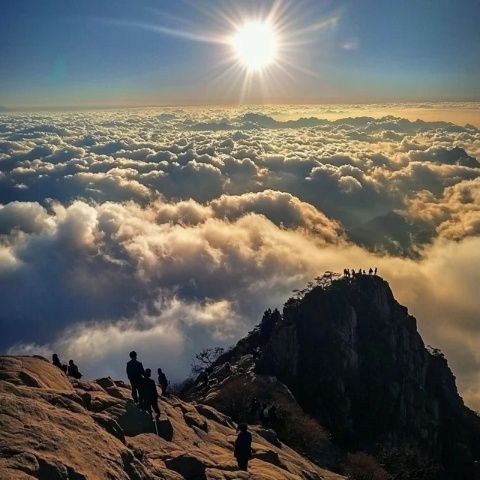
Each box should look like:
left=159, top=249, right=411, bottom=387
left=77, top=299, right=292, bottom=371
left=0, top=355, right=344, bottom=480
left=186, top=274, right=480, bottom=479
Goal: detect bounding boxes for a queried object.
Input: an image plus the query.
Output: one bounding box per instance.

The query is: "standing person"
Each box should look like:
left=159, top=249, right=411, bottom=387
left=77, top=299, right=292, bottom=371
left=52, top=353, right=62, bottom=370
left=268, top=404, right=277, bottom=424
left=157, top=368, right=168, bottom=396
left=261, top=403, right=270, bottom=427
left=250, top=397, right=260, bottom=420
left=126, top=351, right=145, bottom=406
left=143, top=368, right=160, bottom=419
left=234, top=423, right=252, bottom=471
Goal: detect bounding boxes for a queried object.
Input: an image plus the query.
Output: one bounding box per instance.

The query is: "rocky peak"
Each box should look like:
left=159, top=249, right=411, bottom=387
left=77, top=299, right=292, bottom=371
left=188, top=274, right=480, bottom=479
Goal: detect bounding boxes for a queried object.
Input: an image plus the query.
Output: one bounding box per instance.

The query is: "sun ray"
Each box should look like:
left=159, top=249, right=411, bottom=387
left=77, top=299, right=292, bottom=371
left=103, top=0, right=340, bottom=103
left=101, top=18, right=225, bottom=44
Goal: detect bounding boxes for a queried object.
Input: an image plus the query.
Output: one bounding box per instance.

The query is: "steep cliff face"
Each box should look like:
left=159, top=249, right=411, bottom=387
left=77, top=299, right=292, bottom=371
left=188, top=275, right=480, bottom=479
left=0, top=355, right=344, bottom=480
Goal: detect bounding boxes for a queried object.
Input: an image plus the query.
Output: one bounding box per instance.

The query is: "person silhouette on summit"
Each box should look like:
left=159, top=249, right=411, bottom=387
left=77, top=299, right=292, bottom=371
left=126, top=351, right=145, bottom=405
left=67, top=359, right=82, bottom=379
left=157, top=368, right=168, bottom=396
left=234, top=423, right=252, bottom=471
left=143, top=368, right=160, bottom=419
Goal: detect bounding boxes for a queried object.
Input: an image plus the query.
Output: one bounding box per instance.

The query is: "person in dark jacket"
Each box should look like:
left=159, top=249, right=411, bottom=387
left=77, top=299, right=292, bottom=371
left=268, top=404, right=277, bottom=424
left=234, top=423, right=252, bottom=471
left=250, top=397, right=260, bottom=420
left=67, top=359, right=82, bottom=379
left=52, top=353, right=62, bottom=369
left=126, top=351, right=145, bottom=405
left=143, top=368, right=160, bottom=418
left=260, top=403, right=271, bottom=427
left=157, top=368, right=168, bottom=396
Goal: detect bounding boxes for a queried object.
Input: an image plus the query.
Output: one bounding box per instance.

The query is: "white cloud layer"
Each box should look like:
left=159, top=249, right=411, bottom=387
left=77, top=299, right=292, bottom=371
left=1, top=106, right=480, bottom=407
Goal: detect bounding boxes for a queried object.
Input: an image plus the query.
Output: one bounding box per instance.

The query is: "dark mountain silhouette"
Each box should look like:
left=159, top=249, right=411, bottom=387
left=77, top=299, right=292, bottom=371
left=186, top=273, right=480, bottom=479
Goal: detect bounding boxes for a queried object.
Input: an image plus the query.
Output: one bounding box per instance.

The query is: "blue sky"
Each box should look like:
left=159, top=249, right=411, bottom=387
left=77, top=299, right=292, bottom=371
left=1, top=0, right=479, bottom=107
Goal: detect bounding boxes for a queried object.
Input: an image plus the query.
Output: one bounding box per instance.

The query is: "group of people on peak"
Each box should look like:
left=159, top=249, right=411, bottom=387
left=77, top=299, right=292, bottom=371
left=126, top=350, right=169, bottom=420
left=343, top=267, right=377, bottom=277
left=52, top=354, right=82, bottom=379
left=51, top=351, right=169, bottom=421
left=52, top=350, right=254, bottom=472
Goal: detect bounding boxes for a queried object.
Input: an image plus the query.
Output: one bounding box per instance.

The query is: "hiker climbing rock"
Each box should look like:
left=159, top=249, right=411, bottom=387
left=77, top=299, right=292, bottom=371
left=234, top=423, right=252, bottom=471
left=143, top=368, right=160, bottom=419
left=126, top=351, right=145, bottom=405
left=157, top=368, right=168, bottom=396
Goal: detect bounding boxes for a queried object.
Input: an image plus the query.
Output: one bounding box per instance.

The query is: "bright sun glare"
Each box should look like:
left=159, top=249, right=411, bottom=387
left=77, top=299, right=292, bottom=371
left=232, top=22, right=278, bottom=71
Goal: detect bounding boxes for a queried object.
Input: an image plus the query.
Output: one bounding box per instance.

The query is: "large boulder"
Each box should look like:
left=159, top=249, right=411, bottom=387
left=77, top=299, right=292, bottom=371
left=165, top=454, right=207, bottom=479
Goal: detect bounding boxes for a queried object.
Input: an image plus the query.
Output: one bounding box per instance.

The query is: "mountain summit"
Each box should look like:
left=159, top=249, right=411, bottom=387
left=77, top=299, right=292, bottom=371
left=187, top=273, right=480, bottom=479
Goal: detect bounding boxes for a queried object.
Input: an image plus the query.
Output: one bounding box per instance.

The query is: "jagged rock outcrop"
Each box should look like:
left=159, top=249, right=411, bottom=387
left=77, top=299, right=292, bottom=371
left=187, top=274, right=480, bottom=479
left=0, top=355, right=344, bottom=480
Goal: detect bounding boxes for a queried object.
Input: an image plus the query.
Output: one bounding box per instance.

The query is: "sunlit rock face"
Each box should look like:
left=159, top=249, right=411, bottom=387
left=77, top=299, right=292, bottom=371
left=0, top=355, right=344, bottom=480
left=186, top=275, right=480, bottom=480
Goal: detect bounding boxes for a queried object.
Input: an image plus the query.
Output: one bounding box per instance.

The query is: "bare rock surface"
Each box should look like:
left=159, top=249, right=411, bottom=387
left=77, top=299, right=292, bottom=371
left=0, top=355, right=344, bottom=480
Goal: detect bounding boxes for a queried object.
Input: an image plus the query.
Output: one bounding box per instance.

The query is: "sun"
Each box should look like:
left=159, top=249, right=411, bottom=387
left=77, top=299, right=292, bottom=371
left=232, top=22, right=278, bottom=71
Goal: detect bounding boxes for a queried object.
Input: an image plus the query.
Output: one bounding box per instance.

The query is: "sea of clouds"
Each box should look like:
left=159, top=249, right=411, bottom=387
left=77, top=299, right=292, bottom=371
left=1, top=105, right=480, bottom=406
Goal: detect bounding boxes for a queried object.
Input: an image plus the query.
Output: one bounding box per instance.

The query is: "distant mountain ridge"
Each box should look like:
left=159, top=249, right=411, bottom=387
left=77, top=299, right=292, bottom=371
left=186, top=274, right=480, bottom=479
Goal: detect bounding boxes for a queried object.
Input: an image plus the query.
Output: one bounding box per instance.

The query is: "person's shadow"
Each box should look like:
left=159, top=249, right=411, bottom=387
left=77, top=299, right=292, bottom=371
left=118, top=401, right=173, bottom=440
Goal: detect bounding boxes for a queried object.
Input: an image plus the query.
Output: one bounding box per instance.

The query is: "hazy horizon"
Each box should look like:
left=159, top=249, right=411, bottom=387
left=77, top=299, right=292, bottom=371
left=1, top=0, right=479, bottom=107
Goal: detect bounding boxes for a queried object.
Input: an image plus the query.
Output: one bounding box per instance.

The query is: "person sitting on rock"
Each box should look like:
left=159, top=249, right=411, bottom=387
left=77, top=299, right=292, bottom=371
left=157, top=368, right=168, bottom=396
left=52, top=353, right=62, bottom=370
left=126, top=350, right=145, bottom=406
left=143, top=368, right=160, bottom=419
left=234, top=423, right=252, bottom=471
left=369, top=267, right=373, bottom=275
left=67, top=360, right=82, bottom=379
